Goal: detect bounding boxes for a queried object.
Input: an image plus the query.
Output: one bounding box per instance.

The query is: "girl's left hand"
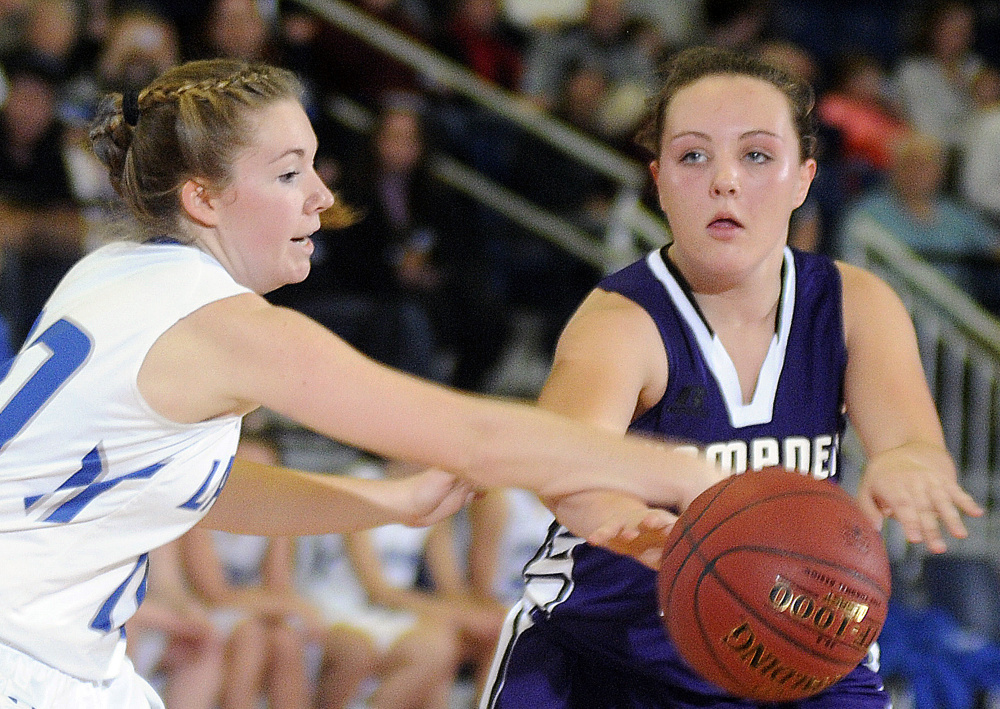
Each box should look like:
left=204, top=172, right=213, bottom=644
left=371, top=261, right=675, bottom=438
left=856, top=444, right=983, bottom=553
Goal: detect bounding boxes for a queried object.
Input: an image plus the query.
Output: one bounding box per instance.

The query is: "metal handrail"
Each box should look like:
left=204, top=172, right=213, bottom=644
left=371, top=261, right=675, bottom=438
left=294, top=0, right=647, bottom=188
left=293, top=0, right=668, bottom=267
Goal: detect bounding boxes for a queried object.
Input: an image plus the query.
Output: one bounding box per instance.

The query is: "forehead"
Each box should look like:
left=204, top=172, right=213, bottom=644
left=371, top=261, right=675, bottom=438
left=239, top=99, right=316, bottom=161
left=664, top=74, right=795, bottom=136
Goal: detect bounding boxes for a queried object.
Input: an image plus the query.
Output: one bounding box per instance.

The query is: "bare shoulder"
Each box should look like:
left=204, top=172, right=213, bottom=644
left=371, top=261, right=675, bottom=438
left=544, top=287, right=668, bottom=423
left=565, top=287, right=658, bottom=336
left=834, top=260, right=914, bottom=346
left=554, top=288, right=662, bottom=365
left=141, top=292, right=351, bottom=422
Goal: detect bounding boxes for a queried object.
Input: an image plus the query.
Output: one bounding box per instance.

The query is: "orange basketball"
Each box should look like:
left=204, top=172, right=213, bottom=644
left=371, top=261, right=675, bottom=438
left=658, top=467, right=891, bottom=702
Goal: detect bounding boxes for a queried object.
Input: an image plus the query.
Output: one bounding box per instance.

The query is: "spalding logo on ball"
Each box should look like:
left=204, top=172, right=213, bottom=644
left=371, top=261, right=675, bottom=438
left=658, top=466, right=891, bottom=702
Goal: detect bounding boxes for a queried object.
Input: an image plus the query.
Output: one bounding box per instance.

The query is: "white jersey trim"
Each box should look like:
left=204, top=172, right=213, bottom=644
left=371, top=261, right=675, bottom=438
left=646, top=247, right=796, bottom=428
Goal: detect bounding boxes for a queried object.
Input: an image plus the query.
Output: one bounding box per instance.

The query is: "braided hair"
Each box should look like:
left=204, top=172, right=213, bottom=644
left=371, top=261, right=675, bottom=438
left=89, top=59, right=303, bottom=240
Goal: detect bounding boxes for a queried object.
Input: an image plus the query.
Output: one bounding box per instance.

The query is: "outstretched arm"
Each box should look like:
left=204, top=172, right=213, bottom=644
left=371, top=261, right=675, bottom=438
left=199, top=461, right=473, bottom=535
left=839, top=262, right=983, bottom=552
left=534, top=288, right=709, bottom=568
left=141, top=293, right=724, bottom=537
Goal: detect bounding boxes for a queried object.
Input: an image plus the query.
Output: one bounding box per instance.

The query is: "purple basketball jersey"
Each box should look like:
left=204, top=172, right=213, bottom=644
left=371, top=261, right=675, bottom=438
left=483, top=248, right=887, bottom=709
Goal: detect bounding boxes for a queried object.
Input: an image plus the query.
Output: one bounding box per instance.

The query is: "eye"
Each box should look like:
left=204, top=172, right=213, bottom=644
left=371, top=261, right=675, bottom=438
left=680, top=150, right=707, bottom=164
left=279, top=170, right=300, bottom=183
left=745, top=150, right=771, bottom=164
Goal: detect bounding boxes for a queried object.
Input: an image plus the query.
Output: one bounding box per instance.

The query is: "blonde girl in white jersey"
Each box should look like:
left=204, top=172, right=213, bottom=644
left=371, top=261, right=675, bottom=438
left=0, top=57, right=731, bottom=708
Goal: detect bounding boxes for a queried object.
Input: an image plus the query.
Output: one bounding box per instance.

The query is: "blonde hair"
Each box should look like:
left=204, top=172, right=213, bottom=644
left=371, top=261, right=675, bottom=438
left=88, top=58, right=304, bottom=239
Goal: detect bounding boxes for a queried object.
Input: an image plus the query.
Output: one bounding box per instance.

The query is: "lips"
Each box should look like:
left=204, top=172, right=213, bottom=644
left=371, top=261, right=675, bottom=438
left=708, top=215, right=744, bottom=229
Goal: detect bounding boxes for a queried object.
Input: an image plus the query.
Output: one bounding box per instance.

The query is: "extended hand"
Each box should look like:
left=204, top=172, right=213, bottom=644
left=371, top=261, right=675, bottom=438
left=398, top=468, right=476, bottom=527
left=856, top=444, right=983, bottom=553
left=587, top=506, right=677, bottom=569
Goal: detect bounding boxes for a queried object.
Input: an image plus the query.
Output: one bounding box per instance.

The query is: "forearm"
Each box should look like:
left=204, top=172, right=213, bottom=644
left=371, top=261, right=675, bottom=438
left=474, top=404, right=713, bottom=508
left=354, top=381, right=716, bottom=509
left=199, top=459, right=416, bottom=535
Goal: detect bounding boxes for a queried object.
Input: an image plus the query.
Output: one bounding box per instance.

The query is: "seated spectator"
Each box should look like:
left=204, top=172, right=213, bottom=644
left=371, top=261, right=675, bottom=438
left=271, top=95, right=508, bottom=391
left=700, top=0, right=773, bottom=53
left=817, top=52, right=911, bottom=194
left=191, top=0, right=279, bottom=62
left=295, top=487, right=460, bottom=709
left=340, top=460, right=503, bottom=704
left=13, top=0, right=95, bottom=124
left=461, top=487, right=554, bottom=609
left=518, top=0, right=657, bottom=116
left=958, top=64, right=1000, bottom=224
left=307, top=0, right=433, bottom=111
left=181, top=431, right=376, bottom=709
left=125, top=541, right=226, bottom=709
left=891, top=0, right=983, bottom=156
left=435, top=0, right=526, bottom=92
left=840, top=132, right=1000, bottom=313
left=0, top=53, right=86, bottom=348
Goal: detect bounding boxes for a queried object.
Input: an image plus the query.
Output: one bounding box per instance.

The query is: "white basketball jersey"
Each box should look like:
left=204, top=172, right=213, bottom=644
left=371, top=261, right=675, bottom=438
left=0, top=240, right=250, bottom=681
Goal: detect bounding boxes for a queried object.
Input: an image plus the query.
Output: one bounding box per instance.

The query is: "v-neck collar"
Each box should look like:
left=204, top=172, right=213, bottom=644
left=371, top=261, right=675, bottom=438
left=647, top=247, right=796, bottom=428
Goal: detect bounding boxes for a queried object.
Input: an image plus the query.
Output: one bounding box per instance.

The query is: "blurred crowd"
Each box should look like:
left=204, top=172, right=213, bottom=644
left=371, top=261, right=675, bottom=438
left=4, top=0, right=1000, bottom=706
left=3, top=0, right=1000, bottom=383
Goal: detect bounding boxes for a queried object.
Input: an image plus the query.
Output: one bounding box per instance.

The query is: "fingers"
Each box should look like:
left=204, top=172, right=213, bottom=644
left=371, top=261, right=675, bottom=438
left=587, top=509, right=678, bottom=570
left=854, top=493, right=887, bottom=535
left=861, top=472, right=983, bottom=554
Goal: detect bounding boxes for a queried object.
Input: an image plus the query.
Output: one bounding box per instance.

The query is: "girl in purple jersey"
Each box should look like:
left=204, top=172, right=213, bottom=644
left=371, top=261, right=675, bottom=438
left=481, top=45, right=983, bottom=709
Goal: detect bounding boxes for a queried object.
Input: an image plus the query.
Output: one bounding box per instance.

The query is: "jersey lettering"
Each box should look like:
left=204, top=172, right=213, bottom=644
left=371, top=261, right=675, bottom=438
left=178, top=456, right=234, bottom=512
left=91, top=553, right=147, bottom=634
left=680, top=434, right=839, bottom=479
left=23, top=445, right=166, bottom=523
left=0, top=318, right=92, bottom=455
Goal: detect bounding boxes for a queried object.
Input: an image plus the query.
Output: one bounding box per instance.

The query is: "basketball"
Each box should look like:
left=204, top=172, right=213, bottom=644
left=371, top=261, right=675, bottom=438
left=658, top=467, right=891, bottom=702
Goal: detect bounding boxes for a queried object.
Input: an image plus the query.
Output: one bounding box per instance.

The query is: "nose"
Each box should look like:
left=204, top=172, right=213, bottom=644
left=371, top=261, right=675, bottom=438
left=308, top=173, right=336, bottom=214
left=711, top=160, right=739, bottom=197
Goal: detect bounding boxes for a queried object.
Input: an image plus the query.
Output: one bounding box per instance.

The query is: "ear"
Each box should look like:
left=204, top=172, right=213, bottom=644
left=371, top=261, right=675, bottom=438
left=180, top=179, right=218, bottom=227
left=793, top=159, right=818, bottom=210
left=649, top=159, right=660, bottom=184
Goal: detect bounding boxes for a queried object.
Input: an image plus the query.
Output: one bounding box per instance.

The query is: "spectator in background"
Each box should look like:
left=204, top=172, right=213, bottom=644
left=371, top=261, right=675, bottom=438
left=13, top=0, right=94, bottom=119
left=295, top=525, right=459, bottom=709
left=342, top=460, right=505, bottom=705
left=767, top=0, right=907, bottom=78
left=462, top=487, right=554, bottom=610
left=181, top=430, right=377, bottom=709
left=958, top=64, right=1000, bottom=223
left=840, top=131, right=1000, bottom=313
left=627, top=0, right=702, bottom=51
left=272, top=94, right=508, bottom=392
left=435, top=0, right=525, bottom=92
left=90, top=8, right=179, bottom=99
left=519, top=0, right=656, bottom=115
left=494, top=61, right=609, bottom=361
left=817, top=52, right=910, bottom=194
left=700, top=0, right=773, bottom=52
left=307, top=0, right=432, bottom=111
left=0, top=53, right=86, bottom=348
left=892, top=0, right=983, bottom=158
left=193, top=0, right=278, bottom=62
left=182, top=522, right=316, bottom=707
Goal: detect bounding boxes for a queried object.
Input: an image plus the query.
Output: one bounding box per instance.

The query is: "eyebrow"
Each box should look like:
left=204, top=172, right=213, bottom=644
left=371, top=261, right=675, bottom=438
left=269, top=147, right=307, bottom=164
left=668, top=129, right=784, bottom=143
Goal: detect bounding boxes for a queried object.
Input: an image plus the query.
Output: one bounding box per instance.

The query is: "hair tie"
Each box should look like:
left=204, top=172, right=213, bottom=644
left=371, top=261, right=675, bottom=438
left=122, top=89, right=141, bottom=127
